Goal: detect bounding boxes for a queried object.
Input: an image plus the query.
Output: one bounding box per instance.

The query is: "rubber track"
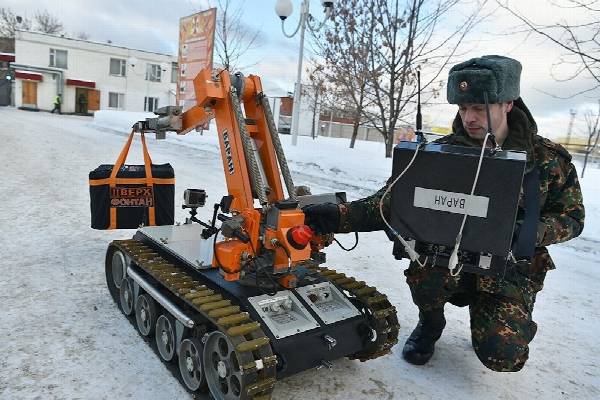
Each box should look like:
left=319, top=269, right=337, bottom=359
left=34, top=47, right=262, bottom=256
left=305, top=264, right=400, bottom=361
left=111, top=239, right=277, bottom=400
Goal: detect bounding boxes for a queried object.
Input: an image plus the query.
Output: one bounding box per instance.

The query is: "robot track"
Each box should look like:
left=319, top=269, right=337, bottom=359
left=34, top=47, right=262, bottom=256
left=105, top=238, right=399, bottom=399
left=304, top=264, right=400, bottom=361
left=106, top=239, right=277, bottom=400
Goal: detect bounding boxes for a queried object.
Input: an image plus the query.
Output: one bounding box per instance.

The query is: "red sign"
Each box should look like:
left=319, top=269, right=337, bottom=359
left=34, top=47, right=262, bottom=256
left=177, top=9, right=217, bottom=112
left=66, top=79, right=96, bottom=88
left=15, top=70, right=42, bottom=81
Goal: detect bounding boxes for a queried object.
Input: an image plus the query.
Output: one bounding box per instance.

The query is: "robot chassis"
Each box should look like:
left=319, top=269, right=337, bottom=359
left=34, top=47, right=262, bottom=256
left=104, top=68, right=399, bottom=400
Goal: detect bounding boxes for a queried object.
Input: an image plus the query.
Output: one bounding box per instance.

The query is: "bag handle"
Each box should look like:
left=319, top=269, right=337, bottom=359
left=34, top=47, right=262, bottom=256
left=140, top=132, right=155, bottom=226
left=140, top=132, right=153, bottom=185
left=109, top=130, right=153, bottom=180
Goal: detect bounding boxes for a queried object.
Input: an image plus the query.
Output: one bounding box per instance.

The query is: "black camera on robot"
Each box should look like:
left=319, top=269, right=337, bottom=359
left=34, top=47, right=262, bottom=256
left=183, top=189, right=207, bottom=209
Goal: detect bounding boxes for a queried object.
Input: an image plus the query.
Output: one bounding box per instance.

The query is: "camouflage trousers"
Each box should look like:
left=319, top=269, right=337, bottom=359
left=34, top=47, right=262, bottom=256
left=404, top=263, right=546, bottom=372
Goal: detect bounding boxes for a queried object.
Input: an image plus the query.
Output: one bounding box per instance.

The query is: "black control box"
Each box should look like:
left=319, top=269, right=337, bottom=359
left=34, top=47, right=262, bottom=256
left=390, top=141, right=527, bottom=276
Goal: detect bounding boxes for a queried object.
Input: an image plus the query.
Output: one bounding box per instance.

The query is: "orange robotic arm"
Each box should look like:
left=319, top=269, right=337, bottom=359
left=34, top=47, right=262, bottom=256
left=170, top=68, right=312, bottom=286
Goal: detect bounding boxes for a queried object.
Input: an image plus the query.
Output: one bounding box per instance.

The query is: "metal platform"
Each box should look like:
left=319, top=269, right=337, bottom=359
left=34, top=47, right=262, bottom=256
left=138, top=223, right=220, bottom=269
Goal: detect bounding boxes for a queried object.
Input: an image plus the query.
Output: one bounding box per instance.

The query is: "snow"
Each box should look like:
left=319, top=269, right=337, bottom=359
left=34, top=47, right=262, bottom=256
left=92, top=110, right=156, bottom=133
left=1, top=107, right=599, bottom=400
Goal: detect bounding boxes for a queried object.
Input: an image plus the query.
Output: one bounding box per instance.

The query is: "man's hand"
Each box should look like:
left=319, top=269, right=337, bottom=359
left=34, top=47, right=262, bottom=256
left=302, top=203, right=341, bottom=234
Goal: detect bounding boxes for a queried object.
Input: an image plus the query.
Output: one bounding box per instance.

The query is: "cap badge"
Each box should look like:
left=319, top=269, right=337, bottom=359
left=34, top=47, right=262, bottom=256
left=459, top=81, right=469, bottom=92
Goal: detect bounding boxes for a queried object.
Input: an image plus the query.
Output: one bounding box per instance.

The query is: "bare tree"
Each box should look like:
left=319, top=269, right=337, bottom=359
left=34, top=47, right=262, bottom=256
left=0, top=8, right=64, bottom=38
left=582, top=100, right=600, bottom=177
left=0, top=7, right=31, bottom=38
left=306, top=63, right=328, bottom=139
left=316, top=0, right=486, bottom=157
left=75, top=31, right=90, bottom=40
left=315, top=0, right=375, bottom=149
left=34, top=10, right=63, bottom=35
left=496, top=0, right=600, bottom=97
left=306, top=60, right=358, bottom=140
left=212, top=0, right=262, bottom=72
left=369, top=0, right=485, bottom=157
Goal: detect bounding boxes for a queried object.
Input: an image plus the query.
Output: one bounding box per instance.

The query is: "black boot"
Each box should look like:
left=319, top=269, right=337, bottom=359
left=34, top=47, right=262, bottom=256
left=402, top=310, right=446, bottom=365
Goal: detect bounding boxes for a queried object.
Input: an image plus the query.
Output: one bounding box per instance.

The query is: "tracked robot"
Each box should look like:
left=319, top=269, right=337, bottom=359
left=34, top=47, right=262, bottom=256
left=104, top=68, right=399, bottom=399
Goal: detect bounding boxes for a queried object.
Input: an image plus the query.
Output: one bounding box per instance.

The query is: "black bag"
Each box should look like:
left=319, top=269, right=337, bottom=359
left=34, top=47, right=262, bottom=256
left=89, top=131, right=175, bottom=229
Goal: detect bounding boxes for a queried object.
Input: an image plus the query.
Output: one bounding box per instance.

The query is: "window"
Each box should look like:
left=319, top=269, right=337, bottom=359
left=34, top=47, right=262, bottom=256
left=109, top=92, right=125, bottom=109
left=144, top=96, right=159, bottom=112
left=49, top=49, right=68, bottom=69
left=110, top=58, right=126, bottom=76
left=146, top=63, right=161, bottom=82
left=171, top=62, right=178, bottom=83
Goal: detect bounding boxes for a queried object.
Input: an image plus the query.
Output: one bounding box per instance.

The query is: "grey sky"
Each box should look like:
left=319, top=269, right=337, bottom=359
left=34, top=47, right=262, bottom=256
left=5, top=0, right=598, bottom=139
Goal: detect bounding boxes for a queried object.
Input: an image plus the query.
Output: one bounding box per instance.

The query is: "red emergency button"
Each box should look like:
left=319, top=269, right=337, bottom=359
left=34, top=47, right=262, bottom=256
left=286, top=225, right=314, bottom=249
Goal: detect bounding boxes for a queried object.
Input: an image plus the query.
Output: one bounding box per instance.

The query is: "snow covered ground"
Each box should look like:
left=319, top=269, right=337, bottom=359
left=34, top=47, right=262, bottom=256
left=1, top=107, right=598, bottom=400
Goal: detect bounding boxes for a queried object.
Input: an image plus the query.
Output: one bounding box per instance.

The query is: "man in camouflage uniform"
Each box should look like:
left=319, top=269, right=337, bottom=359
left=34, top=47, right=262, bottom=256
left=304, top=55, right=584, bottom=372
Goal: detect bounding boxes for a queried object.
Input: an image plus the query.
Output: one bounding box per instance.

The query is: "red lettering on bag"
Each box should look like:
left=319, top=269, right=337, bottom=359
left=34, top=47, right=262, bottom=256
left=110, top=186, right=154, bottom=207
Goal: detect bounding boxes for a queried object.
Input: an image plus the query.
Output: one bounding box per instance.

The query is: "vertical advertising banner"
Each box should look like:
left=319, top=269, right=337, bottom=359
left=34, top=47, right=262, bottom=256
left=177, top=8, right=217, bottom=112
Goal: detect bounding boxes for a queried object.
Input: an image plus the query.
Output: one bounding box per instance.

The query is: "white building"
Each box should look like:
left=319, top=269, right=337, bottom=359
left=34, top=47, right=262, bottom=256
left=268, top=86, right=321, bottom=137
left=12, top=30, right=177, bottom=114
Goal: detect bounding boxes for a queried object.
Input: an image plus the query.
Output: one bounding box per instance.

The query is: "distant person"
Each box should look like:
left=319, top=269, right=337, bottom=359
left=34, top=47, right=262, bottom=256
left=51, top=94, right=61, bottom=114
left=78, top=93, right=88, bottom=114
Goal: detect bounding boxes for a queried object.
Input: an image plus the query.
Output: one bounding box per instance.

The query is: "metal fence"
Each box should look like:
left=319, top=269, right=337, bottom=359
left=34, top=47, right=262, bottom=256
left=559, top=142, right=600, bottom=170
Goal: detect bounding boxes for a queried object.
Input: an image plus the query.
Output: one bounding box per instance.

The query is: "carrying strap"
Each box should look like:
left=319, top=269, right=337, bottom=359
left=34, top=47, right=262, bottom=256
left=109, top=130, right=153, bottom=179
left=513, top=166, right=540, bottom=260
left=108, top=130, right=156, bottom=229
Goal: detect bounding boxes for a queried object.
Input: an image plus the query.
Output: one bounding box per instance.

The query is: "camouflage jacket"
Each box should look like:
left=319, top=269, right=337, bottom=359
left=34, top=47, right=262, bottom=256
left=338, top=98, right=585, bottom=273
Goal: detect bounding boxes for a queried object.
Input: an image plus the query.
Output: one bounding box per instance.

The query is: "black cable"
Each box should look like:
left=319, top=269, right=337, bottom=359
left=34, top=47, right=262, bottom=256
left=274, top=241, right=293, bottom=274
left=244, top=237, right=259, bottom=280
left=333, top=231, right=359, bottom=251
left=240, top=235, right=278, bottom=296
left=212, top=216, right=285, bottom=296
left=251, top=256, right=279, bottom=296
left=212, top=226, right=275, bottom=295
left=264, top=266, right=284, bottom=293
left=208, top=203, right=277, bottom=296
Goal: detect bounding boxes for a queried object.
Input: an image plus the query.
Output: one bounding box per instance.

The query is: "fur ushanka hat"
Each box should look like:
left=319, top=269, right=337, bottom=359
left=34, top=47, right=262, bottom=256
left=447, top=55, right=522, bottom=104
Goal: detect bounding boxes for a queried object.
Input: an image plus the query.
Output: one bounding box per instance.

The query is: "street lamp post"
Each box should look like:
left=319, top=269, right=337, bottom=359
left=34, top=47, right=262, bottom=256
left=275, top=0, right=334, bottom=146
